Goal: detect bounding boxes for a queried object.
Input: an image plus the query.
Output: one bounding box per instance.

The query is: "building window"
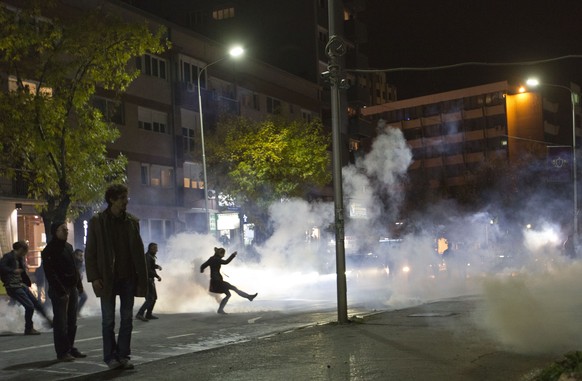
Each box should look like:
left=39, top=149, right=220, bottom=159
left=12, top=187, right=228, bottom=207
left=189, top=11, right=207, bottom=26
left=301, top=110, right=312, bottom=122
left=181, top=58, right=205, bottom=87
left=182, top=127, right=195, bottom=153
left=183, top=162, right=200, bottom=189
left=136, top=54, right=167, bottom=80
left=212, top=7, right=235, bottom=20
left=141, top=164, right=150, bottom=186
left=142, top=164, right=174, bottom=188
left=141, top=219, right=173, bottom=243
left=92, top=97, right=124, bottom=124
left=138, top=106, right=168, bottom=134
left=8, top=75, right=52, bottom=96
left=266, top=97, right=281, bottom=114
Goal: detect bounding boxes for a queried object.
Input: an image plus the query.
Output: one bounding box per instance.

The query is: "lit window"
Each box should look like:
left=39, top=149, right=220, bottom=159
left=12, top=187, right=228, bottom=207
left=212, top=7, right=235, bottom=20
left=8, top=75, right=52, bottom=96
left=183, top=162, right=199, bottom=189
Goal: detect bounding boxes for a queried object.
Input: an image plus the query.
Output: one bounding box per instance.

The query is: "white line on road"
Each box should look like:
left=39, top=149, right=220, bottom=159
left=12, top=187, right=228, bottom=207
left=167, top=333, right=197, bottom=339
left=1, top=333, right=128, bottom=353
left=248, top=316, right=262, bottom=324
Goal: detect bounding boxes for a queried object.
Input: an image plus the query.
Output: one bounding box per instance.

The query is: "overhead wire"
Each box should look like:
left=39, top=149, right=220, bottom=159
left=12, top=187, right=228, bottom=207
left=347, top=55, right=582, bottom=73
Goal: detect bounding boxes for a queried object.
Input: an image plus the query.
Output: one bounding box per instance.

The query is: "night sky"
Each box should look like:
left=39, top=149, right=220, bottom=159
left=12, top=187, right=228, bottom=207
left=362, top=0, right=582, bottom=99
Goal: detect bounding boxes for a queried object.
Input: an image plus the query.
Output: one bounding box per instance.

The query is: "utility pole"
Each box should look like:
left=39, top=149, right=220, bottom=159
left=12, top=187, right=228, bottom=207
left=326, top=0, right=348, bottom=324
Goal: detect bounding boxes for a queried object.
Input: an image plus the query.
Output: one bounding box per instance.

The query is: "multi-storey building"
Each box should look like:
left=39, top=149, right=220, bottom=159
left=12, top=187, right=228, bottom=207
left=362, top=80, right=581, bottom=226
left=0, top=0, right=322, bottom=268
left=118, top=0, right=397, bottom=164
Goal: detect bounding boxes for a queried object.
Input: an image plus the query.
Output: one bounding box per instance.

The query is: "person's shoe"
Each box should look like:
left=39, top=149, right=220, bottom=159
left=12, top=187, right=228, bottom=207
left=106, top=359, right=124, bottom=370
left=249, top=293, right=258, bottom=301
left=119, top=358, right=135, bottom=370
left=57, top=353, right=75, bottom=362
left=70, top=348, right=87, bottom=358
left=145, top=314, right=159, bottom=320
left=135, top=314, right=148, bottom=322
left=24, top=328, right=41, bottom=335
left=217, top=309, right=227, bottom=314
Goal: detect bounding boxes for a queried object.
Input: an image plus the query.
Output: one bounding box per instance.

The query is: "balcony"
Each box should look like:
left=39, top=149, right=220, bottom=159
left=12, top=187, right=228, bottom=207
left=174, top=82, right=240, bottom=117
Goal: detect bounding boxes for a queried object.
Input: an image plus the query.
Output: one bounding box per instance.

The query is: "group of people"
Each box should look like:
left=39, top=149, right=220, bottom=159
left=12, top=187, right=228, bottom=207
left=0, top=183, right=257, bottom=371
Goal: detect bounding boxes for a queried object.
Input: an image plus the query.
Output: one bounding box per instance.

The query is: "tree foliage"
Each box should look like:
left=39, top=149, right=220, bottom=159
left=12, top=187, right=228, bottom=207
left=0, top=1, right=169, bottom=228
left=205, top=116, right=331, bottom=241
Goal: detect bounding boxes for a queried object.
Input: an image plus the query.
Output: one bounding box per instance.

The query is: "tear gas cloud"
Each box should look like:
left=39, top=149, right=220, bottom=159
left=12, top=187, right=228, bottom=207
left=3, top=121, right=582, bottom=355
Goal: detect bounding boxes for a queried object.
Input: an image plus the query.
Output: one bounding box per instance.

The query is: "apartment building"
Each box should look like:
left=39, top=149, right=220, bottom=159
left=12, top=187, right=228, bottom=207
left=118, top=0, right=397, bottom=164
left=362, top=81, right=581, bottom=199
left=0, top=0, right=322, bottom=261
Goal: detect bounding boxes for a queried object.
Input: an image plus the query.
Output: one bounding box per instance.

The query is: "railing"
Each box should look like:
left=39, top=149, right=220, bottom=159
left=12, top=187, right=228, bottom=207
left=174, top=82, right=240, bottom=116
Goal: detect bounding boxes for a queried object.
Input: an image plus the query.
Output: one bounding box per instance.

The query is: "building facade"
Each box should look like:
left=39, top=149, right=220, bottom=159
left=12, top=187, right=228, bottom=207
left=0, top=0, right=322, bottom=266
left=118, top=0, right=397, bottom=164
left=362, top=80, right=581, bottom=227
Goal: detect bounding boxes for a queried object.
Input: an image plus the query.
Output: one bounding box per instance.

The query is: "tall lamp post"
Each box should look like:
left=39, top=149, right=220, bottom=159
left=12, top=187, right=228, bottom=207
left=325, top=0, right=348, bottom=324
left=197, top=46, right=244, bottom=234
left=526, top=78, right=579, bottom=241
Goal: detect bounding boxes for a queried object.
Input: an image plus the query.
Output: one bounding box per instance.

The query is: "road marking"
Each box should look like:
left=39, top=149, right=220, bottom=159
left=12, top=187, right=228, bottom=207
left=248, top=316, right=262, bottom=324
left=167, top=333, right=197, bottom=339
left=2, top=335, right=102, bottom=353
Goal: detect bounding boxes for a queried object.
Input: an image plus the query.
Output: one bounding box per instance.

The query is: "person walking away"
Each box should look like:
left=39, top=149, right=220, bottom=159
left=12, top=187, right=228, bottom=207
left=85, top=184, right=148, bottom=370
left=0, top=241, right=52, bottom=335
left=73, top=249, right=88, bottom=316
left=34, top=261, right=49, bottom=307
left=200, top=247, right=257, bottom=314
left=136, top=243, right=162, bottom=321
left=41, top=222, right=86, bottom=361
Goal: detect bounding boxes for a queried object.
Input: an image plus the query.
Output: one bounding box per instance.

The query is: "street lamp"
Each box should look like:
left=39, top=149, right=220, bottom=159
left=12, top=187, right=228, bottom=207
left=197, top=46, right=244, bottom=234
left=526, top=78, right=579, bottom=241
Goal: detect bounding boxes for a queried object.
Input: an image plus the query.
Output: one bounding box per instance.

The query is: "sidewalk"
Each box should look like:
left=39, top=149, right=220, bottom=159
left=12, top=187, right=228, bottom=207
left=67, top=295, right=559, bottom=381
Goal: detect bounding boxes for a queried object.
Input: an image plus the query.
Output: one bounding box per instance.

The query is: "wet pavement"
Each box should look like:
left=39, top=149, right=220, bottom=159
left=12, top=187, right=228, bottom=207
left=64, top=295, right=560, bottom=381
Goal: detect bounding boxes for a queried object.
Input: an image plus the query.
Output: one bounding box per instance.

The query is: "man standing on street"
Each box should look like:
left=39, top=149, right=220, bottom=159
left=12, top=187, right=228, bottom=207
left=0, top=241, right=52, bottom=335
left=135, top=242, right=162, bottom=321
left=85, top=184, right=148, bottom=370
left=42, top=221, right=86, bottom=361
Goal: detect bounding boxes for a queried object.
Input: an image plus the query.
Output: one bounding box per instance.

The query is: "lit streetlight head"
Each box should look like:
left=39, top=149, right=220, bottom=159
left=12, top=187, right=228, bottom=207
left=229, top=46, right=244, bottom=58
left=526, top=78, right=540, bottom=87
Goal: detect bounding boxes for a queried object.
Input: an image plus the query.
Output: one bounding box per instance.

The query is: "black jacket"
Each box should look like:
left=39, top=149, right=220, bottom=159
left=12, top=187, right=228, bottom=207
left=41, top=239, right=83, bottom=296
left=145, top=251, right=160, bottom=279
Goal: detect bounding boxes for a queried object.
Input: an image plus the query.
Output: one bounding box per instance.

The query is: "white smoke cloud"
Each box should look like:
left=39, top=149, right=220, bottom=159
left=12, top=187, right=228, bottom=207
left=15, top=118, right=578, bottom=355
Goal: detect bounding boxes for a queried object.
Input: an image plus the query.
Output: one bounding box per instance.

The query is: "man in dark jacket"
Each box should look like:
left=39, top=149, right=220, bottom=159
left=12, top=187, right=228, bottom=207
left=85, top=184, right=148, bottom=370
left=42, top=221, right=85, bottom=361
left=135, top=242, right=162, bottom=321
left=0, top=241, right=52, bottom=335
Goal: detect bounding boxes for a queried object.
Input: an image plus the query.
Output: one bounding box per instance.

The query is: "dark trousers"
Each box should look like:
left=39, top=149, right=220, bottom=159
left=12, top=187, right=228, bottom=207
left=7, top=286, right=50, bottom=331
left=49, top=287, right=79, bottom=357
left=100, top=279, right=135, bottom=363
left=78, top=290, right=88, bottom=315
left=137, top=278, right=157, bottom=317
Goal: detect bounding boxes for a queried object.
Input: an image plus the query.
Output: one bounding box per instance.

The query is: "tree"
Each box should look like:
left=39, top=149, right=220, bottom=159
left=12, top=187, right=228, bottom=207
left=205, top=116, right=331, bottom=242
left=0, top=1, right=168, bottom=234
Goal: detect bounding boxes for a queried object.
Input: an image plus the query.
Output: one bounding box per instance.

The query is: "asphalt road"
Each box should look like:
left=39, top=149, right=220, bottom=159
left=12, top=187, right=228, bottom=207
left=0, top=298, right=372, bottom=381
